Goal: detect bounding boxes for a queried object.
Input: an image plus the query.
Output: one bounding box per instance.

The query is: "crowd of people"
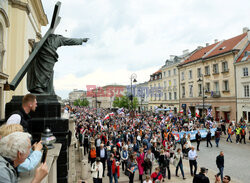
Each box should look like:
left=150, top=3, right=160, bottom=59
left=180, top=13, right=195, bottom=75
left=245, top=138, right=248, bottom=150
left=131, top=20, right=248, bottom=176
left=73, top=106, right=243, bottom=183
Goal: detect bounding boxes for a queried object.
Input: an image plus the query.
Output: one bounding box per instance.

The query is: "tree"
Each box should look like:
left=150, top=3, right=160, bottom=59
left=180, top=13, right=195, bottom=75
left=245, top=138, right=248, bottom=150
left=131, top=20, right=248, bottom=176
left=113, top=95, right=138, bottom=110
left=73, top=98, right=89, bottom=107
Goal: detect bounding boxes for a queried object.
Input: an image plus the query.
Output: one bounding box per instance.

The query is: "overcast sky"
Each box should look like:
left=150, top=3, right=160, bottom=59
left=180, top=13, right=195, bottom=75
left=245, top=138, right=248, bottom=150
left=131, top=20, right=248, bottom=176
left=41, top=0, right=250, bottom=99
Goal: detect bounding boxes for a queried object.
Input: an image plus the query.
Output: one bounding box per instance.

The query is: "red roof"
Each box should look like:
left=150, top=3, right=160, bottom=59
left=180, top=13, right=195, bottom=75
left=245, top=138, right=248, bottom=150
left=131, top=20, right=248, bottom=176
left=236, top=42, right=250, bottom=63
left=182, top=43, right=219, bottom=64
left=181, top=32, right=247, bottom=65
left=204, top=33, right=247, bottom=59
left=152, top=70, right=162, bottom=75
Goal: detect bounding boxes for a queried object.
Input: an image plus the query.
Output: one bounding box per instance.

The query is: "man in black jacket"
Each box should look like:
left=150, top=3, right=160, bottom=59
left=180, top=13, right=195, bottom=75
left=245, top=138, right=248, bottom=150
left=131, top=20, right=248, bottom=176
left=206, top=130, right=212, bottom=147
left=193, top=167, right=210, bottom=183
left=97, top=144, right=107, bottom=177
left=196, top=131, right=202, bottom=151
left=216, top=151, right=224, bottom=182
left=6, top=94, right=37, bottom=132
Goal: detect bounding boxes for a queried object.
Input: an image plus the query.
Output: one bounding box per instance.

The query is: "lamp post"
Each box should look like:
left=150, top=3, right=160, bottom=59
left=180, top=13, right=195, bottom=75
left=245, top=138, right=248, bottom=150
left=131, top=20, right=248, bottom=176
left=130, top=73, right=137, bottom=116
left=197, top=74, right=205, bottom=119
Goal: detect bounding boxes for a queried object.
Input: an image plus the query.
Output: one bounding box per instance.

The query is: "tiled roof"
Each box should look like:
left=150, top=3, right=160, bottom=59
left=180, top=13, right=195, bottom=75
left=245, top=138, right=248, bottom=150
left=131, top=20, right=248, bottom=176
left=204, top=33, right=247, bottom=59
left=181, top=43, right=219, bottom=64
left=152, top=70, right=162, bottom=75
left=181, top=32, right=247, bottom=66
left=236, top=42, right=250, bottom=63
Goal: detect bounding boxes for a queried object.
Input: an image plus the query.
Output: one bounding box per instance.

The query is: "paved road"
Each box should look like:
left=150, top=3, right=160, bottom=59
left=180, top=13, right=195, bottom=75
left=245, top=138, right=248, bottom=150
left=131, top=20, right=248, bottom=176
left=195, top=134, right=250, bottom=183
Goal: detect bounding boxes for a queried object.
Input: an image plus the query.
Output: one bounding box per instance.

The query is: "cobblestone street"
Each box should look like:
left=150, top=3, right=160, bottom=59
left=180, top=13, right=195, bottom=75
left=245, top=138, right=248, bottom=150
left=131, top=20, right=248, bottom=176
left=75, top=139, right=244, bottom=183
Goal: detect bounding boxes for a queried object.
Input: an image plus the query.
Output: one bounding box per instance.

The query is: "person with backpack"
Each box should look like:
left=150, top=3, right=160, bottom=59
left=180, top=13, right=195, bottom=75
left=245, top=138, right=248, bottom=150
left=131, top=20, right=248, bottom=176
left=240, top=128, right=246, bottom=144
left=235, top=126, right=241, bottom=144
left=144, top=149, right=155, bottom=175
left=151, top=167, right=163, bottom=183
left=91, top=157, right=103, bottom=183
left=158, top=149, right=171, bottom=181
left=206, top=130, right=213, bottom=147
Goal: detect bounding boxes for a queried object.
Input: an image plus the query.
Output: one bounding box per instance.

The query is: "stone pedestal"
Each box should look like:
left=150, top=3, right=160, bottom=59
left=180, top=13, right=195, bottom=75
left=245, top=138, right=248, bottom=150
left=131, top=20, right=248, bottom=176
left=5, top=95, right=69, bottom=183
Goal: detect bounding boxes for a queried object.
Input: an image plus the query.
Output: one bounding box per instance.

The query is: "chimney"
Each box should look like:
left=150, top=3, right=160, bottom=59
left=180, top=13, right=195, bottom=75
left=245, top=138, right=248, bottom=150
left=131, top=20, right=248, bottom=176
left=197, top=46, right=203, bottom=49
left=206, top=43, right=209, bottom=47
left=243, top=27, right=250, bottom=33
left=182, top=49, right=189, bottom=55
left=214, top=39, right=218, bottom=43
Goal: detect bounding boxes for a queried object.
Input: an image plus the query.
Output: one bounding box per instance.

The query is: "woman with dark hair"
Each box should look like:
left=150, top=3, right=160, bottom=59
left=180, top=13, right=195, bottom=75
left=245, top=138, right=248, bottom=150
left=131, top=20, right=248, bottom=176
left=173, top=148, right=186, bottom=180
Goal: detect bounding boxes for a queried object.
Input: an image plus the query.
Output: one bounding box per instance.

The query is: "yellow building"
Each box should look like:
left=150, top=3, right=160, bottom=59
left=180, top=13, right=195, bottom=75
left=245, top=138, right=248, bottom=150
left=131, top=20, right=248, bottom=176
left=0, top=0, right=48, bottom=118
left=178, top=29, right=249, bottom=122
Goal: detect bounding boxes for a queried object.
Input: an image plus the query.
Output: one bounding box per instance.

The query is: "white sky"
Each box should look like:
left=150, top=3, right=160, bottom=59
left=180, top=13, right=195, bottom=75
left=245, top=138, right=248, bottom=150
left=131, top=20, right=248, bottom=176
left=41, top=0, right=250, bottom=99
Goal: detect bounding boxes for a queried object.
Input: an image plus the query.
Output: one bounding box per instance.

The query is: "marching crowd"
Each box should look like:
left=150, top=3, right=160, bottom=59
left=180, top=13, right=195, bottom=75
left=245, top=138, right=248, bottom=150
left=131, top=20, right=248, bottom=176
left=73, top=107, right=246, bottom=183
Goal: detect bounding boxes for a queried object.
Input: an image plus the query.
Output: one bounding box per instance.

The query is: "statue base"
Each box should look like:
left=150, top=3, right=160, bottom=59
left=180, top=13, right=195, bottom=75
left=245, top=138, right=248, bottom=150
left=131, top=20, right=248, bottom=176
left=5, top=94, right=69, bottom=183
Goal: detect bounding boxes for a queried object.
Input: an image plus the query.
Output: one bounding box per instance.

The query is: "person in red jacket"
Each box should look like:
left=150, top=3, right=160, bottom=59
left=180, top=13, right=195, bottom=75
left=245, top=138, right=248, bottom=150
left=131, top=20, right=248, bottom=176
left=151, top=167, right=163, bottom=183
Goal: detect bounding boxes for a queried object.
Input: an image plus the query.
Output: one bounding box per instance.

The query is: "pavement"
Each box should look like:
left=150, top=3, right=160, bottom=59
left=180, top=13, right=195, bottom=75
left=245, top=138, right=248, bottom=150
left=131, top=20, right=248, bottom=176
left=75, top=137, right=246, bottom=183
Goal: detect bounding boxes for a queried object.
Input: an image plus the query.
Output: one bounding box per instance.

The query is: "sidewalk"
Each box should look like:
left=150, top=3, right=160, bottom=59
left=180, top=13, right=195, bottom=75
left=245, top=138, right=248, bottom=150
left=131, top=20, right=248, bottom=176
left=75, top=147, right=239, bottom=183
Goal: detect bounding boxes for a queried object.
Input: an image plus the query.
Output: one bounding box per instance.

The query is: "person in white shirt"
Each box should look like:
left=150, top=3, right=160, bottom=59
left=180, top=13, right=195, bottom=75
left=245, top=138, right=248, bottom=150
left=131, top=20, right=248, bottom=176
left=143, top=175, right=152, bottom=183
left=188, top=146, right=197, bottom=176
left=91, top=157, right=103, bottom=183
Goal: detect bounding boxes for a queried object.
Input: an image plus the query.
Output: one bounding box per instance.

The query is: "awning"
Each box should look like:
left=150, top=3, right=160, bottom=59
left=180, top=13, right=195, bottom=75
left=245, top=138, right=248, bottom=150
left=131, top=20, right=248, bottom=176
left=219, top=106, right=231, bottom=112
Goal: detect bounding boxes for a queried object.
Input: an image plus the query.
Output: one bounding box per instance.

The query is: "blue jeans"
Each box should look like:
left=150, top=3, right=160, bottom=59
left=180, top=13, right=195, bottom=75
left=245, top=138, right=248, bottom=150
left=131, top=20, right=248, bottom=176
left=110, top=172, right=118, bottom=183
left=218, top=167, right=223, bottom=183
left=215, top=138, right=220, bottom=147
left=176, top=162, right=185, bottom=178
left=226, top=134, right=232, bottom=142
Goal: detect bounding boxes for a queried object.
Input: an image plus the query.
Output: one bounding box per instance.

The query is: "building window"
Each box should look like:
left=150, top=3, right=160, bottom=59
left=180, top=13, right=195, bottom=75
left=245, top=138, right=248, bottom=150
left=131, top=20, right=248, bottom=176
left=205, top=82, right=210, bottom=92
left=163, top=72, right=166, bottom=77
left=243, top=67, right=248, bottom=76
left=173, top=68, right=176, bottom=75
left=189, top=70, right=192, bottom=79
left=213, top=64, right=219, bottom=74
left=182, top=86, right=185, bottom=98
left=214, top=81, right=219, bottom=92
left=174, top=92, right=177, bottom=100
left=197, top=68, right=202, bottom=78
left=169, top=92, right=172, bottom=100
left=154, top=93, right=156, bottom=100
left=168, top=70, right=171, bottom=77
left=205, top=66, right=210, bottom=75
left=189, top=85, right=193, bottom=97
left=164, top=93, right=167, bottom=100
left=222, top=61, right=228, bottom=72
left=158, top=93, right=161, bottom=100
left=164, top=81, right=166, bottom=89
left=244, top=85, right=249, bottom=97
left=181, top=71, right=184, bottom=81
left=198, top=84, right=202, bottom=96
left=168, top=80, right=171, bottom=87
left=174, top=79, right=177, bottom=86
left=223, top=80, right=229, bottom=91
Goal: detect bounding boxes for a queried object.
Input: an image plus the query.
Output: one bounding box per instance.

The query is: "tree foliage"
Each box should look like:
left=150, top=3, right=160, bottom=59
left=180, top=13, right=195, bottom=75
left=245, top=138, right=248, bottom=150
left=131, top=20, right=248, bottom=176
left=73, top=98, right=89, bottom=107
left=113, top=95, right=139, bottom=110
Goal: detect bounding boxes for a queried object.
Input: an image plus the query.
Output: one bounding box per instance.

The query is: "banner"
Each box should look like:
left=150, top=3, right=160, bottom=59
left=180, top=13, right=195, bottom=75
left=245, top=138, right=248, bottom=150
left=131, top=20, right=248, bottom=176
left=173, top=128, right=217, bottom=142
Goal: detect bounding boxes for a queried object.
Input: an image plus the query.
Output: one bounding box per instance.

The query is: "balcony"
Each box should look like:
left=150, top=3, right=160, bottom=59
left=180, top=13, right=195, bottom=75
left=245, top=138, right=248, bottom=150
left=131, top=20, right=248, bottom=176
left=173, top=86, right=177, bottom=91
left=168, top=86, right=172, bottom=91
left=221, top=69, right=229, bottom=73
left=212, top=91, right=220, bottom=98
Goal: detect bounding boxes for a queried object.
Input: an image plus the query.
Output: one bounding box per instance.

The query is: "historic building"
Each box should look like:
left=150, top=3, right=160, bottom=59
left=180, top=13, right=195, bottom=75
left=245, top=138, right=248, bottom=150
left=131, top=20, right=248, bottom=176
left=68, top=89, right=87, bottom=104
left=148, top=69, right=163, bottom=111
left=135, top=81, right=149, bottom=112
left=235, top=36, right=250, bottom=122
left=178, top=28, right=249, bottom=122
left=0, top=0, right=48, bottom=118
left=161, top=51, right=191, bottom=114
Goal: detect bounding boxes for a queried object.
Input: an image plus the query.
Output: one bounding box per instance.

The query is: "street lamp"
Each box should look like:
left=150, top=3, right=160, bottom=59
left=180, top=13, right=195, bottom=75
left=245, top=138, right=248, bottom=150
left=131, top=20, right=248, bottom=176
left=130, top=73, right=137, bottom=114
left=197, top=74, right=205, bottom=119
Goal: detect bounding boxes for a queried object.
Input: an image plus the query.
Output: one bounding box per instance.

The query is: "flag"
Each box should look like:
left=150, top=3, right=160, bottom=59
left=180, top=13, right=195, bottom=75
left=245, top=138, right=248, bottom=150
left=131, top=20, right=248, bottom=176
left=104, top=114, right=110, bottom=120
left=179, top=110, right=183, bottom=114
left=195, top=109, right=200, bottom=117
left=109, top=112, right=114, bottom=116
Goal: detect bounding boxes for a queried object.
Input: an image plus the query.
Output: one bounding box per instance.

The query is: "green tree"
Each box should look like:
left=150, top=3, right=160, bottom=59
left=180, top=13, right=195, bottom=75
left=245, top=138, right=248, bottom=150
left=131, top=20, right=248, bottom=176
left=73, top=98, right=89, bottom=107
left=113, top=95, right=138, bottom=110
